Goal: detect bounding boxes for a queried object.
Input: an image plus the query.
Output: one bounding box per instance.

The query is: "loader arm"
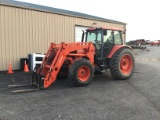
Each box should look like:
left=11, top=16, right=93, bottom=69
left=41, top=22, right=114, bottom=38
left=38, top=42, right=95, bottom=88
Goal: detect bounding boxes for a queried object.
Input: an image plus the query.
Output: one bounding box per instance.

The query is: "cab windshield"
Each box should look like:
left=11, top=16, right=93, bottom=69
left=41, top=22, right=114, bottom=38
left=85, top=29, right=123, bottom=45
left=86, top=30, right=102, bottom=43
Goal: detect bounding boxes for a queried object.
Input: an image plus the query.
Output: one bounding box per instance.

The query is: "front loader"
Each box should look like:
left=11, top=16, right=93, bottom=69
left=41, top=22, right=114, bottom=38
left=9, top=27, right=135, bottom=93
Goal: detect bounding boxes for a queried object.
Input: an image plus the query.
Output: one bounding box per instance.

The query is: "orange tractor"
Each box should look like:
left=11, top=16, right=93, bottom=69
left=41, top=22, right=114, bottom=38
left=9, top=27, right=135, bottom=92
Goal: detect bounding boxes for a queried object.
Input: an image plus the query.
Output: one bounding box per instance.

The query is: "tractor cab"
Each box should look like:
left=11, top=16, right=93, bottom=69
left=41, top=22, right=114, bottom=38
left=82, top=27, right=124, bottom=65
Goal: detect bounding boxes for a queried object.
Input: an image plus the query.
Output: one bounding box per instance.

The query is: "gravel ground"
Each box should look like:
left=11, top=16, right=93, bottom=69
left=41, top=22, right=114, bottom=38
left=133, top=45, right=160, bottom=62
left=0, top=45, right=160, bottom=120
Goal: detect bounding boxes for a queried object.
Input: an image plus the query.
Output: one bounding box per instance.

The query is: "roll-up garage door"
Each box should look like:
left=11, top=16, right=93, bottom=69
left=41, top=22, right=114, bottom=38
left=75, top=26, right=89, bottom=42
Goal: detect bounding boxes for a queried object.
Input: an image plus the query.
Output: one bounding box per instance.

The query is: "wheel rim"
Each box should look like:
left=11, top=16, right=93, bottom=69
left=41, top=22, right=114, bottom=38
left=120, top=54, right=133, bottom=74
left=78, top=66, right=90, bottom=82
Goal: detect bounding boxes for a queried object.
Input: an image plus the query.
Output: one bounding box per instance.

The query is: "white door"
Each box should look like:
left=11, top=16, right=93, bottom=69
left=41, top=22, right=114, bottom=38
left=75, top=26, right=89, bottom=42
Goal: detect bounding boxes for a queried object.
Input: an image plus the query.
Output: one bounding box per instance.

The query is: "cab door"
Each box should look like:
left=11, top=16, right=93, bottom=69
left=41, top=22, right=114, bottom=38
left=86, top=29, right=102, bottom=60
left=102, top=30, right=123, bottom=57
left=102, top=30, right=114, bottom=57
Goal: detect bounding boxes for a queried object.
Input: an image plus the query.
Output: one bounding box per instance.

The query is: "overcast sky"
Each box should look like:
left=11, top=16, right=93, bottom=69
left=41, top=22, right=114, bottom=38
left=17, top=0, right=160, bottom=41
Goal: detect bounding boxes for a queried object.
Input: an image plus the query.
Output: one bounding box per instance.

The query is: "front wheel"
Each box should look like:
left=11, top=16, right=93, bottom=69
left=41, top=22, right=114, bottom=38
left=69, top=59, right=94, bottom=87
left=109, top=48, right=135, bottom=80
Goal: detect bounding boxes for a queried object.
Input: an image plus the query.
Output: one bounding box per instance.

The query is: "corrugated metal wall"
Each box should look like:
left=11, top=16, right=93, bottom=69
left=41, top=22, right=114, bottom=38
left=0, top=5, right=125, bottom=71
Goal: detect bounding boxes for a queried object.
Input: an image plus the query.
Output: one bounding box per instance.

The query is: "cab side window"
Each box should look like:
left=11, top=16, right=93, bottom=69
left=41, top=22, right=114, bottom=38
left=114, top=31, right=123, bottom=45
left=103, top=30, right=114, bottom=43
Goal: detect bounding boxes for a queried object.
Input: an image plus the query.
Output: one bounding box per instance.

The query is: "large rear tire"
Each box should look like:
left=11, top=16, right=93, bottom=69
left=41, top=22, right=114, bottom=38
left=69, top=59, right=94, bottom=87
left=109, top=48, right=135, bottom=80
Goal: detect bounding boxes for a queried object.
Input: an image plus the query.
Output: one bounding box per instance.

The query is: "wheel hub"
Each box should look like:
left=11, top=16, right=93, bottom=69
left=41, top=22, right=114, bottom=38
left=78, top=66, right=90, bottom=82
left=79, top=69, right=85, bottom=77
left=120, top=54, right=133, bottom=74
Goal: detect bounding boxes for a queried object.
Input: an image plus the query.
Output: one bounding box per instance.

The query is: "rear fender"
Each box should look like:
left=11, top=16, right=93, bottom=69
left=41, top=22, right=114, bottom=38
left=107, top=45, right=132, bottom=58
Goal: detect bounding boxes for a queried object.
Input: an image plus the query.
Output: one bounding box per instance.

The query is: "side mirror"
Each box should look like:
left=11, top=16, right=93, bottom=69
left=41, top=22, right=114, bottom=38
left=122, top=31, right=125, bottom=34
left=103, top=30, right=107, bottom=35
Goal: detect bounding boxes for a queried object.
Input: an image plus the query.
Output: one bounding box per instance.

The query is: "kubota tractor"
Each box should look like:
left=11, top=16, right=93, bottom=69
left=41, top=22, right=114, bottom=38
left=9, top=27, right=135, bottom=93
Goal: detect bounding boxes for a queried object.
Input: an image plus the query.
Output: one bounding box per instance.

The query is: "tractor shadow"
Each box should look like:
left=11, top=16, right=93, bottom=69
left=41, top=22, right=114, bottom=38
left=0, top=71, right=115, bottom=95
left=46, top=71, right=114, bottom=92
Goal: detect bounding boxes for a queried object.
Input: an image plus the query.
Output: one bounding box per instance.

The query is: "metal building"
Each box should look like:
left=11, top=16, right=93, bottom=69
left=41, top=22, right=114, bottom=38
left=0, top=0, right=126, bottom=71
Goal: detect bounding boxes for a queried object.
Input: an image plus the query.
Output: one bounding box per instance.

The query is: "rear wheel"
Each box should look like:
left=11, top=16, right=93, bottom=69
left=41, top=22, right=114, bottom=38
left=109, top=48, right=135, bottom=80
left=69, top=58, right=94, bottom=87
